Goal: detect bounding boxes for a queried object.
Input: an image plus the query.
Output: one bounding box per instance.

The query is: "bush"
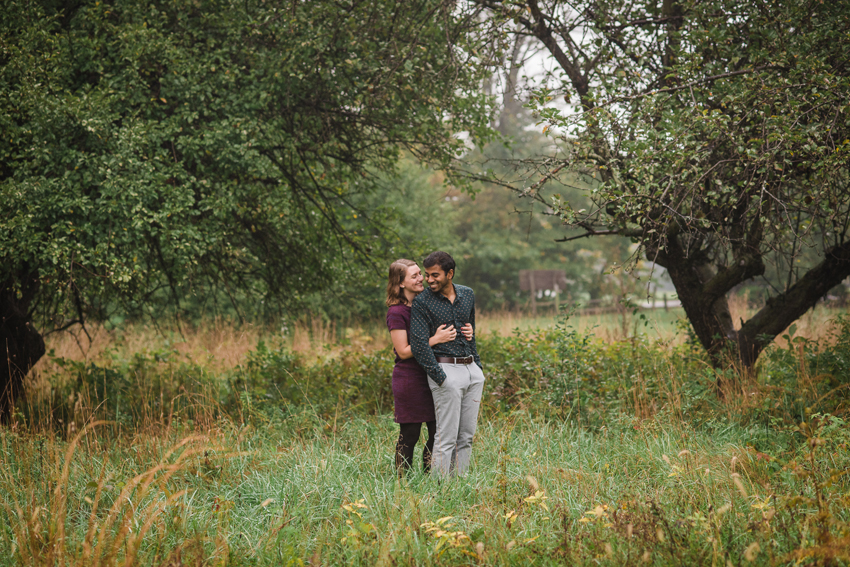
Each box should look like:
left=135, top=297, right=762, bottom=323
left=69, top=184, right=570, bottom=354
left=24, top=315, right=850, bottom=435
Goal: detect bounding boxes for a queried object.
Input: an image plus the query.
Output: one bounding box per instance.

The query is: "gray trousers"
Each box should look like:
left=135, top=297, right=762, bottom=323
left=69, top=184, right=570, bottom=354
left=427, top=362, right=486, bottom=477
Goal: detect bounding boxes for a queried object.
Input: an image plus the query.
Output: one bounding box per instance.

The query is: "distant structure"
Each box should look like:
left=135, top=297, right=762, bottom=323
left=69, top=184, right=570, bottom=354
left=519, top=270, right=569, bottom=315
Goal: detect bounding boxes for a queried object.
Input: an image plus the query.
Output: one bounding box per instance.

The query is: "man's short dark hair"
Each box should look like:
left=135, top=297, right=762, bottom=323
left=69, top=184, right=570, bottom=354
left=423, top=251, right=456, bottom=274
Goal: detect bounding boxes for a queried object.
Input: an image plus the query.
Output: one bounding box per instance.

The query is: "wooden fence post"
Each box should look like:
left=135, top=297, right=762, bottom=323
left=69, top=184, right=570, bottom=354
left=529, top=271, right=537, bottom=317
left=553, top=283, right=559, bottom=315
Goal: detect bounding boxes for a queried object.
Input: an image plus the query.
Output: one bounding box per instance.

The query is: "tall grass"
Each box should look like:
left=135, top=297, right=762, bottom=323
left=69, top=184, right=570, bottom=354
left=4, top=308, right=850, bottom=564
left=32, top=297, right=842, bottom=375
left=3, top=410, right=849, bottom=565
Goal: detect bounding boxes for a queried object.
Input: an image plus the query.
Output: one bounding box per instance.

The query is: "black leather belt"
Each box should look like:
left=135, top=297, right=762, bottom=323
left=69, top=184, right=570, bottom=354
left=436, top=356, right=474, bottom=365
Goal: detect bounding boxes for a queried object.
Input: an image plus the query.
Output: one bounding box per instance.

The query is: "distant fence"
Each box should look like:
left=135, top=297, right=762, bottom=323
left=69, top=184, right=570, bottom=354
left=521, top=293, right=682, bottom=316
left=567, top=295, right=681, bottom=316
left=524, top=293, right=845, bottom=317
left=519, top=270, right=686, bottom=316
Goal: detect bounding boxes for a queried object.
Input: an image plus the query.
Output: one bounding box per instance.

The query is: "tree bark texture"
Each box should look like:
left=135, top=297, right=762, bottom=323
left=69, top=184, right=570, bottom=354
left=651, top=236, right=740, bottom=365
left=0, top=280, right=45, bottom=423
left=653, top=236, right=850, bottom=370
left=736, top=240, right=850, bottom=367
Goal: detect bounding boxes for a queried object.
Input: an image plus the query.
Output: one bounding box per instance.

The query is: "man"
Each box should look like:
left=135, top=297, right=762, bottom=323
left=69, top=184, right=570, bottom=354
left=409, top=251, right=485, bottom=477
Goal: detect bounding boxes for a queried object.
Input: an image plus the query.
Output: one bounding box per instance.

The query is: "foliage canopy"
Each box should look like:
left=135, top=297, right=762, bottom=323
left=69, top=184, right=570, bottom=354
left=0, top=0, right=494, bottom=417
left=474, top=0, right=850, bottom=368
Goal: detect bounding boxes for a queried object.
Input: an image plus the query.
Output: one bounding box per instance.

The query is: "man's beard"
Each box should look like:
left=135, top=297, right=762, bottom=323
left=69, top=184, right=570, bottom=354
left=430, top=280, right=448, bottom=293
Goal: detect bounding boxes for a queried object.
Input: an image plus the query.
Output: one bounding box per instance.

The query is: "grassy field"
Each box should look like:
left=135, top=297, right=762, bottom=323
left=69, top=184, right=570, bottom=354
left=3, top=306, right=850, bottom=565
left=3, top=408, right=849, bottom=565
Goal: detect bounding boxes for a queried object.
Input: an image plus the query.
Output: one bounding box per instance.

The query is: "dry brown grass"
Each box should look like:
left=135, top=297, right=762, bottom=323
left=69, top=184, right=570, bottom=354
left=35, top=318, right=354, bottom=371
left=727, top=293, right=842, bottom=347
left=1, top=422, right=228, bottom=566
left=37, top=319, right=264, bottom=371
left=31, top=297, right=842, bottom=376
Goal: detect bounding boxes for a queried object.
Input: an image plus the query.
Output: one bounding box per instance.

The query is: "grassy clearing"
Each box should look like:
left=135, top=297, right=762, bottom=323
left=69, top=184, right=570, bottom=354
left=4, top=309, right=850, bottom=565
left=2, top=410, right=849, bottom=565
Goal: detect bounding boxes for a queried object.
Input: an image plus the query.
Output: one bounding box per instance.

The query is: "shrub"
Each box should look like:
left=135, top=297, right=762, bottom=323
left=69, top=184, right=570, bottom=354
left=22, top=314, right=850, bottom=435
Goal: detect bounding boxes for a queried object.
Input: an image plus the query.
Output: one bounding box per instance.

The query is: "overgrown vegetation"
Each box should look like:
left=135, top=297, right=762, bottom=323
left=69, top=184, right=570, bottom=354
left=0, top=0, right=495, bottom=419
left=2, top=314, right=850, bottom=565
left=474, top=0, right=850, bottom=370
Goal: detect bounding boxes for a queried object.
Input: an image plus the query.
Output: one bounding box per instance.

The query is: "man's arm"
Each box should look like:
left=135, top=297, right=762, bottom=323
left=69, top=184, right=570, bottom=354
left=469, top=292, right=482, bottom=369
left=410, top=299, right=448, bottom=385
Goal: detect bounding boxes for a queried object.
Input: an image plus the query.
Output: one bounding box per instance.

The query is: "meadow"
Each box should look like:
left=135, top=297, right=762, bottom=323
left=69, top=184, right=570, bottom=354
left=2, top=304, right=849, bottom=565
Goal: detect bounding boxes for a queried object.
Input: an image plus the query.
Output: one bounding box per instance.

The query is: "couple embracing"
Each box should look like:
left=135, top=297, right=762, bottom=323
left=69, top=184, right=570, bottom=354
left=385, top=251, right=486, bottom=478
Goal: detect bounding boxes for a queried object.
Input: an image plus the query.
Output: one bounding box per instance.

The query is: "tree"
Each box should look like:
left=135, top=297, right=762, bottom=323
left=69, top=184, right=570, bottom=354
left=442, top=136, right=627, bottom=311
left=0, top=0, right=494, bottom=420
left=473, top=0, right=850, bottom=371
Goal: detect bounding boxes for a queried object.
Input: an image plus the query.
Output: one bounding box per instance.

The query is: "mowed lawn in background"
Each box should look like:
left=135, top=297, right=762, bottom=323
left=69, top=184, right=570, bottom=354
left=3, top=303, right=850, bottom=565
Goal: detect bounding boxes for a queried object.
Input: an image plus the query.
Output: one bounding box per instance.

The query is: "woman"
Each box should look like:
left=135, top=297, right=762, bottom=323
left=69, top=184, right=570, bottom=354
left=385, top=259, right=472, bottom=475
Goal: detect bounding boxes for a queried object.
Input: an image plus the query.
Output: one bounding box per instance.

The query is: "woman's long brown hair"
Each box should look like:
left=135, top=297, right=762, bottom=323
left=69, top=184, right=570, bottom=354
left=386, top=259, right=417, bottom=307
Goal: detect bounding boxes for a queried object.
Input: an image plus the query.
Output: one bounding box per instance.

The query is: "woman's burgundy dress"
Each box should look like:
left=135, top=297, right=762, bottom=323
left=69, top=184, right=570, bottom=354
left=386, top=304, right=436, bottom=424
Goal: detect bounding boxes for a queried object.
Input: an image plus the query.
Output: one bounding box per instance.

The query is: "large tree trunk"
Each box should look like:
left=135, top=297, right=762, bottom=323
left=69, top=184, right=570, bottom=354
left=0, top=280, right=45, bottom=423
left=652, top=236, right=741, bottom=367
left=736, top=240, right=850, bottom=366
left=652, top=236, right=850, bottom=372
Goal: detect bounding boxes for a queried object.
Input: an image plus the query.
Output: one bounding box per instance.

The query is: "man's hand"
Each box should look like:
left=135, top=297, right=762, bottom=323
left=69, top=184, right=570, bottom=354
left=461, top=323, right=473, bottom=341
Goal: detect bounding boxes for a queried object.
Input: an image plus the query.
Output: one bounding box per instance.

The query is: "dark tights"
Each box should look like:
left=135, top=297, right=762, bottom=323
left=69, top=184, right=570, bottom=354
left=395, top=421, right=436, bottom=475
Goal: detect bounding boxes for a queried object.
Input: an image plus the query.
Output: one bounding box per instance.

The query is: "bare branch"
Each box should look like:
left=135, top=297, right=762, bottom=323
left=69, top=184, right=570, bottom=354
left=602, top=65, right=783, bottom=106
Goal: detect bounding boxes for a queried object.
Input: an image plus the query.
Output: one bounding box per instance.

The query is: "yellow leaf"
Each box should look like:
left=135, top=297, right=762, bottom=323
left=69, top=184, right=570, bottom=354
left=589, top=505, right=606, bottom=518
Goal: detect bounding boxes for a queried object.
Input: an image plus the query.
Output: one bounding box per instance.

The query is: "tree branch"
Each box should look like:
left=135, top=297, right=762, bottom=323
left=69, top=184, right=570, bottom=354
left=525, top=0, right=590, bottom=101
left=521, top=160, right=570, bottom=195
left=602, top=65, right=782, bottom=106
left=555, top=229, right=623, bottom=242
left=740, top=239, right=850, bottom=350
left=701, top=253, right=766, bottom=302
left=43, top=319, right=84, bottom=337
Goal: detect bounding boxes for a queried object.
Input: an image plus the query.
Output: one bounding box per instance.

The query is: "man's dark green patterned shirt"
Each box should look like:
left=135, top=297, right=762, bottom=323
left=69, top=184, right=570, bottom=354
left=410, top=284, right=481, bottom=385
